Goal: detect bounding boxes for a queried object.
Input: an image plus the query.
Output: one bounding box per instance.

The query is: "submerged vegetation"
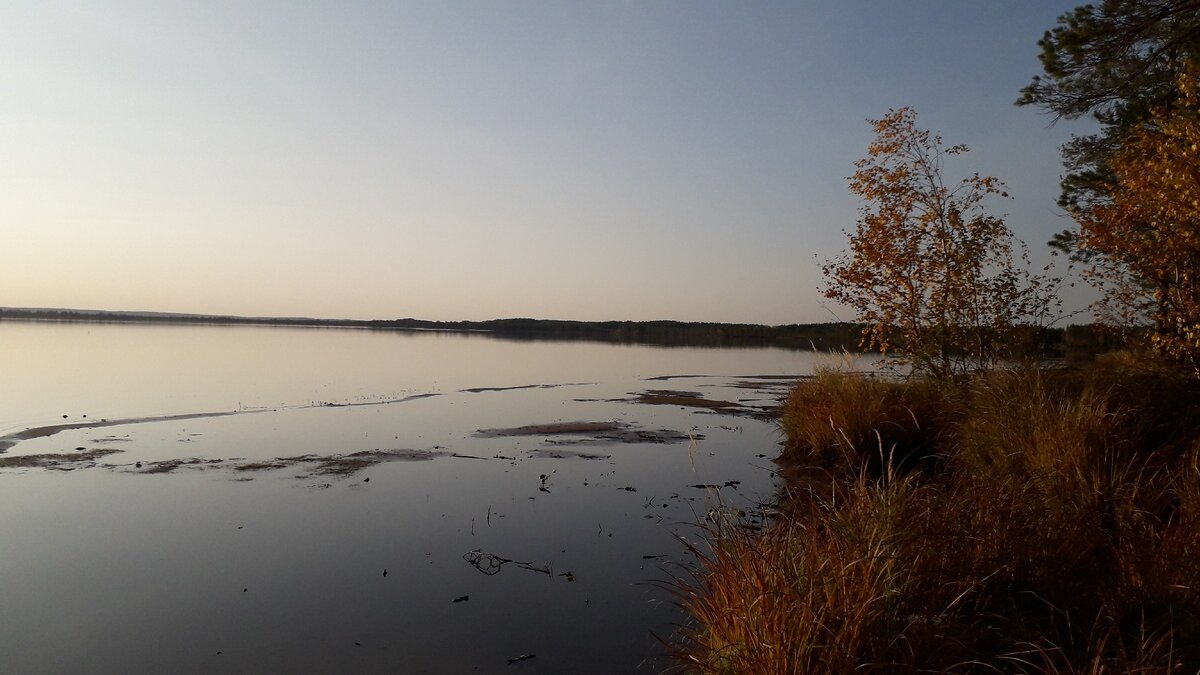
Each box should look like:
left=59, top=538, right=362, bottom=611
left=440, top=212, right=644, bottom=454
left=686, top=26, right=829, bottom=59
left=671, top=359, right=1200, bottom=673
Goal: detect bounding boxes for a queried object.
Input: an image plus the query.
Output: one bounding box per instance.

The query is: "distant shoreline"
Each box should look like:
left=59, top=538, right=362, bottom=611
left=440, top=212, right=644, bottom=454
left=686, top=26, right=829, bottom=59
left=0, top=306, right=870, bottom=351
left=0, top=306, right=1114, bottom=355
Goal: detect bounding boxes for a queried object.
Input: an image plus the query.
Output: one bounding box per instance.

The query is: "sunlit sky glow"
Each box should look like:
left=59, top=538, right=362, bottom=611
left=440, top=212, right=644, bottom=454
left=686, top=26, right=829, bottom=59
left=3, top=1, right=1086, bottom=324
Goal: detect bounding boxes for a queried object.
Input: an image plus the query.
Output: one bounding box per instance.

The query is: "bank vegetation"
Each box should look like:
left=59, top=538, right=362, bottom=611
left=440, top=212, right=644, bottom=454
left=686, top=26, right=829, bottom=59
left=670, top=4, right=1200, bottom=671
left=671, top=357, right=1200, bottom=673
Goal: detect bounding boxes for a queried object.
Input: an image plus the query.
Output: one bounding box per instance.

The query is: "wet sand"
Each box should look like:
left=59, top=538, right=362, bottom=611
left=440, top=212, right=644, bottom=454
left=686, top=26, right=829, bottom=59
left=474, top=421, right=700, bottom=445
left=0, top=393, right=444, bottom=454
left=0, top=410, right=256, bottom=453
left=0, top=377, right=789, bottom=473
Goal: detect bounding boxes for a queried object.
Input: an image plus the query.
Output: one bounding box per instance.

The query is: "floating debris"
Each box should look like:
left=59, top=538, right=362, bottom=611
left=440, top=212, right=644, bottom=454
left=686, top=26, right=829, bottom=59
left=138, top=458, right=224, bottom=474
left=460, top=382, right=594, bottom=393
left=527, top=449, right=611, bottom=460
left=475, top=421, right=698, bottom=446
left=460, top=384, right=541, bottom=393
left=476, top=422, right=624, bottom=437
left=233, top=461, right=290, bottom=472
left=464, top=550, right=512, bottom=576
left=630, top=390, right=740, bottom=410
left=607, top=389, right=783, bottom=419
left=0, top=448, right=123, bottom=470
left=305, top=449, right=444, bottom=476
left=463, top=550, right=551, bottom=577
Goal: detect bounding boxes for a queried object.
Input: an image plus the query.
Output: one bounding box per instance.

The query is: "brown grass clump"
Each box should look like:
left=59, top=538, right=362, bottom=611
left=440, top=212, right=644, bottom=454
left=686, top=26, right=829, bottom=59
left=671, top=358, right=1200, bottom=673
left=779, top=370, right=957, bottom=475
left=669, top=474, right=1002, bottom=673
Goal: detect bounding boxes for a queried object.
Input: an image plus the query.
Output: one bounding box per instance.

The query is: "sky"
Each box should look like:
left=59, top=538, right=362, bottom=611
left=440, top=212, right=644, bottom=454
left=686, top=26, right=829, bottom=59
left=2, top=1, right=1090, bottom=325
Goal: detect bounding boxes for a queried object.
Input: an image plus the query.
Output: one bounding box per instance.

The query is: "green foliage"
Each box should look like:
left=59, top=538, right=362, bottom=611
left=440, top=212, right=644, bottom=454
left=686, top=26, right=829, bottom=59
left=1018, top=0, right=1200, bottom=211
left=1021, top=4, right=1200, bottom=369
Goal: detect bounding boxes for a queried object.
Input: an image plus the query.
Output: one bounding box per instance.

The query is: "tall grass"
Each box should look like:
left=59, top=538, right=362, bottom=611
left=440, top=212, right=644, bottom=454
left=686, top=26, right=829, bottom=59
left=670, top=356, right=1200, bottom=673
left=779, top=369, right=955, bottom=476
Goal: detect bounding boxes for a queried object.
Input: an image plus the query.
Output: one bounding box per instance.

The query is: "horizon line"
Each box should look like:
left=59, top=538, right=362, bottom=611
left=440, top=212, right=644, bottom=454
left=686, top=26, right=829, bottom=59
left=0, top=305, right=843, bottom=329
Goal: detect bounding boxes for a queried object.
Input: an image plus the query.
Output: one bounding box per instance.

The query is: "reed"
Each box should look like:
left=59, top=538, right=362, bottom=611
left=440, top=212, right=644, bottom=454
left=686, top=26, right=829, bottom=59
left=779, top=369, right=955, bottom=475
left=671, top=357, right=1200, bottom=673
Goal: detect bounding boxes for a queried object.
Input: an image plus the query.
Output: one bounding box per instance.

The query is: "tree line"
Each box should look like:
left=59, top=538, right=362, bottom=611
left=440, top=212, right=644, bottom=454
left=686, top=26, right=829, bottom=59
left=0, top=306, right=1123, bottom=356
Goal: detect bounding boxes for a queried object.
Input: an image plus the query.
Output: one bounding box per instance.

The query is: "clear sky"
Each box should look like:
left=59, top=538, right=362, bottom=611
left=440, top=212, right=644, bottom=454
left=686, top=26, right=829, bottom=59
left=3, top=1, right=1088, bottom=324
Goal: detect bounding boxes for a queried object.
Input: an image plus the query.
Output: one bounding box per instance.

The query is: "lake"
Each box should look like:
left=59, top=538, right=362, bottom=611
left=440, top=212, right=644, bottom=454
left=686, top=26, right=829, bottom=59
left=0, top=321, right=855, bottom=674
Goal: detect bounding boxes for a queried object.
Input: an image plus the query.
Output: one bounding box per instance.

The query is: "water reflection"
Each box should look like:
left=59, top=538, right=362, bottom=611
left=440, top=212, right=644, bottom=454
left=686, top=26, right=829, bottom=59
left=0, top=322, right=849, bottom=673
left=0, top=322, right=842, bottom=431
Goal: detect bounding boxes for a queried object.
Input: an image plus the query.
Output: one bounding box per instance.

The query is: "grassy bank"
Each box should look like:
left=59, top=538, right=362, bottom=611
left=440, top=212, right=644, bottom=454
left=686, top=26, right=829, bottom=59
left=670, top=355, right=1200, bottom=673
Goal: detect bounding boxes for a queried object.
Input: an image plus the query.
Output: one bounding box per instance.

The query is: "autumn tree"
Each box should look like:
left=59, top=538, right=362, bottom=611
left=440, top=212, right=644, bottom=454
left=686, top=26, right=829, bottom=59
left=1076, top=68, right=1200, bottom=373
left=1018, top=0, right=1200, bottom=213
left=1019, top=3, right=1200, bottom=364
left=823, top=108, right=1052, bottom=381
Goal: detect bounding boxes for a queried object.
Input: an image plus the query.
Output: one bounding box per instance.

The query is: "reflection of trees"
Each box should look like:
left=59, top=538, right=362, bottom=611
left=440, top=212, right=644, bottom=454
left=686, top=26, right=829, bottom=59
left=0, top=307, right=1126, bottom=356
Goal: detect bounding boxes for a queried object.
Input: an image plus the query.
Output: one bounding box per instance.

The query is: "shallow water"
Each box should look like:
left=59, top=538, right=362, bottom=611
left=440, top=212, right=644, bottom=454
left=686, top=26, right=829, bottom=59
left=0, top=322, right=856, bottom=673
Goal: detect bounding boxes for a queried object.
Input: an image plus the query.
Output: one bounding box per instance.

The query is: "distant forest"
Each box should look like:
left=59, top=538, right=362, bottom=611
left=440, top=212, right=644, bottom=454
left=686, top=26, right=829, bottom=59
left=0, top=307, right=1125, bottom=357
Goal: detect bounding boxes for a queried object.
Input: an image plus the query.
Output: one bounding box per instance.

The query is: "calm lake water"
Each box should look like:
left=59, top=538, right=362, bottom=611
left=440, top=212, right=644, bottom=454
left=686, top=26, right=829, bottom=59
left=0, top=322, right=858, bottom=674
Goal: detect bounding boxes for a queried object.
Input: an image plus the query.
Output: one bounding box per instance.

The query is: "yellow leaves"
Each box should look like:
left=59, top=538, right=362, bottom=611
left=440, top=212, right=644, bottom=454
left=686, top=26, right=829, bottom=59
left=824, top=108, right=1046, bottom=380
left=1078, top=64, right=1200, bottom=372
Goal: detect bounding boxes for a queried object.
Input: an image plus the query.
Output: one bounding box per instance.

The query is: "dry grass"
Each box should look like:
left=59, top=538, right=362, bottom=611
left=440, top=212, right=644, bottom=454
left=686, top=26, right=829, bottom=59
left=779, top=369, right=956, bottom=475
left=670, top=357, right=1200, bottom=673
left=668, top=474, right=993, bottom=673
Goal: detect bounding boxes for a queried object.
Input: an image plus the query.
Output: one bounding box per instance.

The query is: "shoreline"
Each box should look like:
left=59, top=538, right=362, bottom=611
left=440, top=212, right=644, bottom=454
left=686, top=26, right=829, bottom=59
left=0, top=307, right=875, bottom=352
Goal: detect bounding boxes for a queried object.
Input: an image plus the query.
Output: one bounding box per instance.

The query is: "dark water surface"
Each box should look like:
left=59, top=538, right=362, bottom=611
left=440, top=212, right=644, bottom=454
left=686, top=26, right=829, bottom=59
left=0, top=323, right=858, bottom=673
